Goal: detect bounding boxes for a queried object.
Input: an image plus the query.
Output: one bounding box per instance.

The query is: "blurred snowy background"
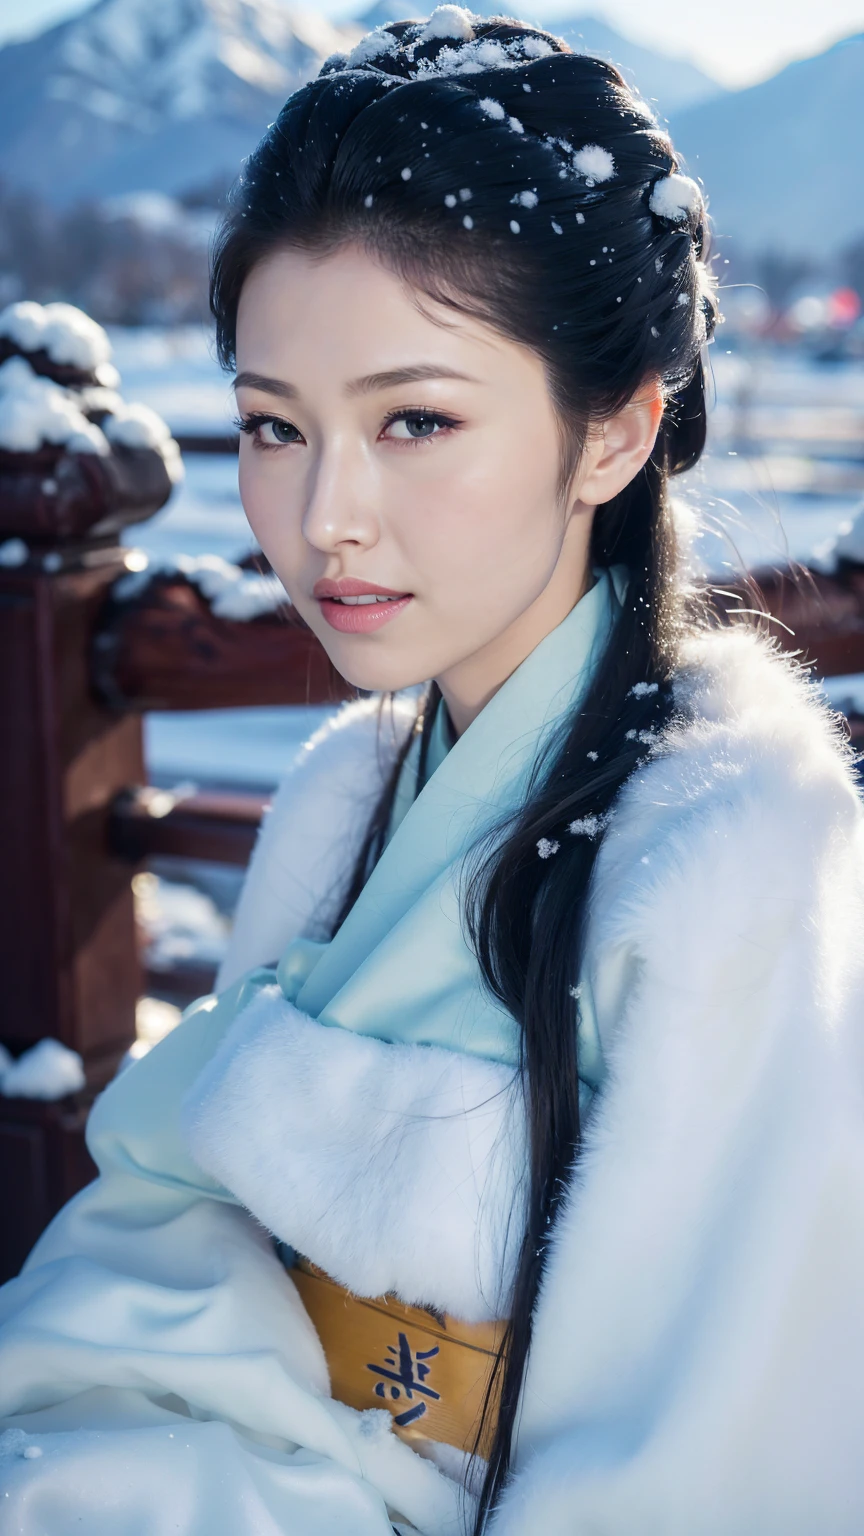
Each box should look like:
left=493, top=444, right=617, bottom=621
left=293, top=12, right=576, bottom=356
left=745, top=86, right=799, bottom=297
left=1, top=0, right=861, bottom=1006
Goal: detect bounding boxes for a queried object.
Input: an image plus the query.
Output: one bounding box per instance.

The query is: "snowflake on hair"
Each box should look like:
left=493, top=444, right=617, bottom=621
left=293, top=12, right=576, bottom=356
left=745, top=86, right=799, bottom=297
left=628, top=681, right=659, bottom=698
left=537, top=837, right=560, bottom=859
left=569, top=812, right=611, bottom=839
left=572, top=145, right=616, bottom=184
left=417, top=4, right=476, bottom=43
left=345, top=28, right=400, bottom=68
left=649, top=172, right=702, bottom=222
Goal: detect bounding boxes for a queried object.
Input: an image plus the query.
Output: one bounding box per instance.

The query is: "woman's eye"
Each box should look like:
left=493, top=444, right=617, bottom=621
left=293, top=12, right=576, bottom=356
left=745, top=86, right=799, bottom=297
left=383, top=411, right=457, bottom=443
left=235, top=413, right=302, bottom=448
left=261, top=418, right=300, bottom=445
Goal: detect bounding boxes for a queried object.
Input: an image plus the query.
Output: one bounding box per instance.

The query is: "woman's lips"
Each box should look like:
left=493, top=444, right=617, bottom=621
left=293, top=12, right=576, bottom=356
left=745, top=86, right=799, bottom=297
left=313, top=578, right=413, bottom=634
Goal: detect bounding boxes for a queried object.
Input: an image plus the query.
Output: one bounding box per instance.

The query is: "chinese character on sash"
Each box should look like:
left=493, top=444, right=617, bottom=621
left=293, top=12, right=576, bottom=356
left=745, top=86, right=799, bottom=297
left=366, top=1332, right=441, bottom=1427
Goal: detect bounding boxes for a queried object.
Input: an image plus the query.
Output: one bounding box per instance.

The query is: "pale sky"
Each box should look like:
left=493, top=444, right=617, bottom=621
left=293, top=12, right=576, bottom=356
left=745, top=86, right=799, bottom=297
left=1, top=0, right=861, bottom=87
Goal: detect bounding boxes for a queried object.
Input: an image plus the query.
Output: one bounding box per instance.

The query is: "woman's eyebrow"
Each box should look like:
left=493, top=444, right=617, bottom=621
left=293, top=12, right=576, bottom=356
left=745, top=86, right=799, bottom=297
left=232, top=364, right=481, bottom=399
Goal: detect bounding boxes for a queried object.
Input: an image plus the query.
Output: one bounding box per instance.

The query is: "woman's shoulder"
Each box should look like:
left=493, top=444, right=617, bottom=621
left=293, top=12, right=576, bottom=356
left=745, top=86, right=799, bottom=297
left=589, top=625, right=864, bottom=977
left=658, top=623, right=858, bottom=834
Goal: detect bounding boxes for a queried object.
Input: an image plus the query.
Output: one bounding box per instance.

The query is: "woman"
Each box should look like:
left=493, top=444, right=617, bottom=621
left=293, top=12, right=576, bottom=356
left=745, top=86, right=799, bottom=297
left=2, top=10, right=864, bottom=1534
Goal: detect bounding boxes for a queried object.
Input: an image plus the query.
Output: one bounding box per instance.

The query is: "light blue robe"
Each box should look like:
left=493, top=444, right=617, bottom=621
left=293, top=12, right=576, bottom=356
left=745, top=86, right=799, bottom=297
left=264, top=566, right=623, bottom=1093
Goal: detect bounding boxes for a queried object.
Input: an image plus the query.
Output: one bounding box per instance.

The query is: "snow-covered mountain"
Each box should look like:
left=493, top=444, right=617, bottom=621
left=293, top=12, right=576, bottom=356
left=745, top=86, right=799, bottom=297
left=2, top=0, right=858, bottom=261
left=0, top=0, right=721, bottom=206
left=359, top=4, right=722, bottom=113
left=672, top=32, right=864, bottom=258
left=0, top=0, right=356, bottom=205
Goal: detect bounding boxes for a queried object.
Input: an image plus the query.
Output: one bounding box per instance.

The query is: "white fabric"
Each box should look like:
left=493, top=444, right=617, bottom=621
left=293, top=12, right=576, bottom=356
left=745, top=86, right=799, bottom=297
left=183, top=984, right=526, bottom=1323
left=2, top=628, right=864, bottom=1534
left=0, top=979, right=466, bottom=1535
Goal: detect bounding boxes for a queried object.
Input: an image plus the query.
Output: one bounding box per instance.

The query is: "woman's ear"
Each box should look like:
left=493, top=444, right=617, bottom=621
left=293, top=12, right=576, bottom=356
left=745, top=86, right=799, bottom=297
left=572, top=387, right=665, bottom=509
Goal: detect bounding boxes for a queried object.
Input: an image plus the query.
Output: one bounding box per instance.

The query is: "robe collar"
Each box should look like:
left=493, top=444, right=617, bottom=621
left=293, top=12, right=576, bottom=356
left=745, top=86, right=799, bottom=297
left=278, top=567, right=622, bottom=1062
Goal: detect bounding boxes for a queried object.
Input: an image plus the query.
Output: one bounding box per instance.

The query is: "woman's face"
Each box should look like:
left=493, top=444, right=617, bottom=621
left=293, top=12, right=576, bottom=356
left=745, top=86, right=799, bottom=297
left=234, top=245, right=639, bottom=729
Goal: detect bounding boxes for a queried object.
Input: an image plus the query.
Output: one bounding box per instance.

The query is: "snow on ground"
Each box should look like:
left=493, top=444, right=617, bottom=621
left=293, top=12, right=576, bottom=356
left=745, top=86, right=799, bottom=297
left=107, top=324, right=237, bottom=438
left=145, top=704, right=330, bottom=792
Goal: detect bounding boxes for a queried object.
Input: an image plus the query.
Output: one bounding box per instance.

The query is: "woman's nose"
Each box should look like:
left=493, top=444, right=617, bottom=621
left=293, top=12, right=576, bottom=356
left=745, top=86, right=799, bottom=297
left=301, top=440, right=380, bottom=554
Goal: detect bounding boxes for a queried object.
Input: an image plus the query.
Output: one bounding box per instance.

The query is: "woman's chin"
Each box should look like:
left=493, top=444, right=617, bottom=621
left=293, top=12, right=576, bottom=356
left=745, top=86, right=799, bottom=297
left=328, top=652, right=431, bottom=695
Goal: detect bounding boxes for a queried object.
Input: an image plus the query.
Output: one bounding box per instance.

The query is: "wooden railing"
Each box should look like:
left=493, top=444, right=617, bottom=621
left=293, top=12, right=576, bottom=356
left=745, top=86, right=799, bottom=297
left=2, top=429, right=864, bottom=1281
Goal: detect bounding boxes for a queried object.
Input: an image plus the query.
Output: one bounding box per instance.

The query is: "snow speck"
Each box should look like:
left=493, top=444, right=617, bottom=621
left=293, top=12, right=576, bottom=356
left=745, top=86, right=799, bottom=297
left=445, top=193, right=457, bottom=207
left=1, top=1038, right=86, bottom=1100
left=537, top=837, right=560, bottom=859
left=677, top=292, right=689, bottom=305
left=572, top=144, right=615, bottom=183
left=508, top=115, right=525, bottom=134
left=523, top=81, right=532, bottom=91
left=513, top=189, right=538, bottom=208
left=649, top=173, right=702, bottom=221
left=551, top=221, right=563, bottom=234
left=0, top=299, right=111, bottom=372
left=417, top=5, right=475, bottom=42
left=576, top=211, right=585, bottom=224
left=23, top=1446, right=43, bottom=1460
left=589, top=259, right=597, bottom=266
left=462, top=214, right=474, bottom=229
left=587, top=750, right=599, bottom=761
left=569, top=984, right=582, bottom=1000
left=655, top=255, right=664, bottom=273
left=629, top=681, right=659, bottom=697
left=459, top=187, right=472, bottom=201
left=651, top=325, right=660, bottom=337
left=364, top=193, right=374, bottom=208
left=478, top=97, right=505, bottom=120
left=401, top=167, right=412, bottom=181
left=509, top=219, right=521, bottom=233
left=0, top=537, right=28, bottom=567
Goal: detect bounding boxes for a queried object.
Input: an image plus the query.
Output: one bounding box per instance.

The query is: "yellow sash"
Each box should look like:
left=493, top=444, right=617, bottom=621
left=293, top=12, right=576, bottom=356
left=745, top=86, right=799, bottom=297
left=290, top=1258, right=506, bottom=1454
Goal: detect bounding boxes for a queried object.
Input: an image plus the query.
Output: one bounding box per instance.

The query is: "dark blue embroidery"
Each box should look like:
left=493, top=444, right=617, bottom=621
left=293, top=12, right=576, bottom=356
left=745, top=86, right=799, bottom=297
left=367, top=1332, right=441, bottom=1426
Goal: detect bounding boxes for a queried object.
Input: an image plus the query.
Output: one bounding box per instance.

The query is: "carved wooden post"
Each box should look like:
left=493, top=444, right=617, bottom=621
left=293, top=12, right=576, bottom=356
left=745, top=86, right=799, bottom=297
left=0, top=418, right=175, bottom=1280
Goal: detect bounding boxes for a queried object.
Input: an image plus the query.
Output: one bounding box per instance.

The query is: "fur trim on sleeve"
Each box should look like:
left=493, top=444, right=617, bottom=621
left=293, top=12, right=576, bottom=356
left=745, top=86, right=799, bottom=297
left=181, top=985, right=526, bottom=1324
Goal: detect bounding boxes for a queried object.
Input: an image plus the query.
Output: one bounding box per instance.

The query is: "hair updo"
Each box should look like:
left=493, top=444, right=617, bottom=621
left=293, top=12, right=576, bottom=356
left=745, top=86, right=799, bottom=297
left=211, top=14, right=719, bottom=1528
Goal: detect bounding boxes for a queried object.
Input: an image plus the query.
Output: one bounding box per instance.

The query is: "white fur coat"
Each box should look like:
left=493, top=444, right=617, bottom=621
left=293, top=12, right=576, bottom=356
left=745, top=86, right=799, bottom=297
left=3, top=627, right=864, bottom=1536
left=192, top=627, right=864, bottom=1532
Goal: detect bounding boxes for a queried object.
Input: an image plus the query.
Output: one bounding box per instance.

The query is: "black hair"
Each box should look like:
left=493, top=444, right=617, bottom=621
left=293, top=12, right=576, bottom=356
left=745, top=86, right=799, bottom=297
left=210, top=14, right=718, bottom=1529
